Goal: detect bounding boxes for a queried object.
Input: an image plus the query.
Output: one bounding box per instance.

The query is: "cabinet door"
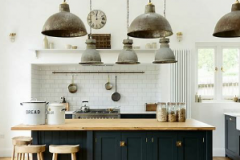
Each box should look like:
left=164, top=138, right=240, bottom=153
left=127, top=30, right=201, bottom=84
left=121, top=132, right=147, bottom=160
left=225, top=116, right=239, bottom=155
left=152, top=132, right=177, bottom=160
left=177, top=132, right=205, bottom=160
left=94, top=132, right=121, bottom=160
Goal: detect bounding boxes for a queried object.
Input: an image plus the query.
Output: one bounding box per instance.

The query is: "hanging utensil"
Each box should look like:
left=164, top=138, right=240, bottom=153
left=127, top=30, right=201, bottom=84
left=105, top=75, right=113, bottom=90
left=68, top=75, right=78, bottom=93
left=111, top=76, right=121, bottom=102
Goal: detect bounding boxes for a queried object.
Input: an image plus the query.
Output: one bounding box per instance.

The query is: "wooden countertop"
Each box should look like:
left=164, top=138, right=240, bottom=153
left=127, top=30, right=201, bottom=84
left=11, top=119, right=215, bottom=131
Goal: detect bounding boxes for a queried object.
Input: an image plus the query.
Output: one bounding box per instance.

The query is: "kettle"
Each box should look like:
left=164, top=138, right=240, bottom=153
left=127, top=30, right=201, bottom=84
left=80, top=101, right=90, bottom=113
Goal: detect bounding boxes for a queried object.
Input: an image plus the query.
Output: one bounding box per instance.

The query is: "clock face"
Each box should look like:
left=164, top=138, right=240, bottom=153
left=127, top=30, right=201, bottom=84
left=87, top=10, right=107, bottom=29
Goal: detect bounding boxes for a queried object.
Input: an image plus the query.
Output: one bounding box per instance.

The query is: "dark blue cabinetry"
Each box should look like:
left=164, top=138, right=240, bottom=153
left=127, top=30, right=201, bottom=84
left=94, top=132, right=121, bottom=160
left=94, top=131, right=211, bottom=160
left=120, top=114, right=156, bottom=119
left=225, top=115, right=240, bottom=160
left=65, top=114, right=73, bottom=119
left=121, top=132, right=147, bottom=160
left=151, top=132, right=178, bottom=160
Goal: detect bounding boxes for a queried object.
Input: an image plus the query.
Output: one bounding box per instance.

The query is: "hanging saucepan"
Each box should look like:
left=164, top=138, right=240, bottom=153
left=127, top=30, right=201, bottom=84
left=68, top=75, right=78, bottom=93
left=105, top=75, right=113, bottom=90
left=112, top=76, right=121, bottom=101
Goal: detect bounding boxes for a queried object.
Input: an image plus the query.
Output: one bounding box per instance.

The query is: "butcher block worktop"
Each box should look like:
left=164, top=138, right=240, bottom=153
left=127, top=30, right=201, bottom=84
left=11, top=119, right=215, bottom=131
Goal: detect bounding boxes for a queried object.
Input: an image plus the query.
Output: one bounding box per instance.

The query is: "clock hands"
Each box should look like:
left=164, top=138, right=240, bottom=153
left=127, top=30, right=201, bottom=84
left=96, top=11, right=98, bottom=20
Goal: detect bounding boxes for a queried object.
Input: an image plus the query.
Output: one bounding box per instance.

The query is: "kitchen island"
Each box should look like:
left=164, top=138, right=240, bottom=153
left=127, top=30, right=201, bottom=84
left=12, top=119, right=215, bottom=160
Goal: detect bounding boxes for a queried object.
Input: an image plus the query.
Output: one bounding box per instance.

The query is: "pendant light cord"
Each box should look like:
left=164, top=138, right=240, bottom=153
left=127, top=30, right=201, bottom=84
left=149, top=0, right=151, bottom=3
left=89, top=0, right=92, bottom=39
left=127, top=0, right=129, bottom=39
left=163, top=0, right=166, bottom=38
left=164, top=0, right=166, bottom=18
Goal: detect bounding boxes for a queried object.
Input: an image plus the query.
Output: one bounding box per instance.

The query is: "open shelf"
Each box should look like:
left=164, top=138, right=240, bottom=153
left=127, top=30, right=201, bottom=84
left=31, top=49, right=157, bottom=58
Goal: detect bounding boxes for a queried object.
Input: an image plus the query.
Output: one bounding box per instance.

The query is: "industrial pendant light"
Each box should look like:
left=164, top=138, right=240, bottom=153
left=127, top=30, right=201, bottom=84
left=153, top=38, right=177, bottom=64
left=153, top=0, right=177, bottom=64
left=79, top=0, right=103, bottom=65
left=116, top=0, right=139, bottom=64
left=213, top=0, right=240, bottom=38
left=42, top=0, right=87, bottom=38
left=127, top=0, right=173, bottom=39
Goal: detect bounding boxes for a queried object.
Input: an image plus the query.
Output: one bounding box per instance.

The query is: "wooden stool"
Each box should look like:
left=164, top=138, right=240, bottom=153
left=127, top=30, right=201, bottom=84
left=15, top=145, right=46, bottom=160
left=12, top=137, right=33, bottom=160
left=49, top=145, right=79, bottom=160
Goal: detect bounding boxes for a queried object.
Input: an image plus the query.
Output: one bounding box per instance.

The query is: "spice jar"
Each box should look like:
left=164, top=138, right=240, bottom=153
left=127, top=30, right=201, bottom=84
left=178, top=103, right=186, bottom=122
left=156, top=103, right=167, bottom=122
left=168, top=103, right=177, bottom=122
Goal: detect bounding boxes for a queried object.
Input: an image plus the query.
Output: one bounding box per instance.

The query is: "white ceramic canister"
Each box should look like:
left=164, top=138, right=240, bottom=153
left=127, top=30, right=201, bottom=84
left=47, top=103, right=66, bottom=125
left=20, top=99, right=48, bottom=125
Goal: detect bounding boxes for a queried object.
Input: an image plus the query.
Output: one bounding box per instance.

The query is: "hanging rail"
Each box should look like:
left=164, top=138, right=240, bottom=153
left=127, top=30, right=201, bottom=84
left=52, top=71, right=145, bottom=74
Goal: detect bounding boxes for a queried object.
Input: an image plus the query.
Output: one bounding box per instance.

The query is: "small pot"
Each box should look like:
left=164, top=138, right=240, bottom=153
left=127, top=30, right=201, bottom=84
left=105, top=75, right=113, bottom=90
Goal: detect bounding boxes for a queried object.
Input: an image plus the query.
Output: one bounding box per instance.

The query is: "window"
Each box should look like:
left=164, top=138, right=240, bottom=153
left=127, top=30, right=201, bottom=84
left=196, top=43, right=240, bottom=101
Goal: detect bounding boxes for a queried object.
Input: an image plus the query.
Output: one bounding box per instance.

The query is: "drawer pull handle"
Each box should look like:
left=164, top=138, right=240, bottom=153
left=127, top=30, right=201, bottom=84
left=120, top=141, right=126, bottom=147
left=176, top=141, right=182, bottom=147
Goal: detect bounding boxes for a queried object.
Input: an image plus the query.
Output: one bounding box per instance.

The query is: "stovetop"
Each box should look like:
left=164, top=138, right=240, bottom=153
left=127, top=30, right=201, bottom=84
left=74, top=109, right=120, bottom=115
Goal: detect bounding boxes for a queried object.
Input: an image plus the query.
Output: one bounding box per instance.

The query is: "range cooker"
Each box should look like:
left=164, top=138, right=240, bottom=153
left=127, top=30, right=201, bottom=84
left=73, top=109, right=120, bottom=119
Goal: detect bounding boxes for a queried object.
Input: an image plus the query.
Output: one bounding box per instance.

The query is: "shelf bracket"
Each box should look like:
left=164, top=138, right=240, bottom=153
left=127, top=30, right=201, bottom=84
left=34, top=50, right=39, bottom=58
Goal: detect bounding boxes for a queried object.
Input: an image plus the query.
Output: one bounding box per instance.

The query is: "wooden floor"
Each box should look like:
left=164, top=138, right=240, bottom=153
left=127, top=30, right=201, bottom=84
left=0, top=157, right=232, bottom=160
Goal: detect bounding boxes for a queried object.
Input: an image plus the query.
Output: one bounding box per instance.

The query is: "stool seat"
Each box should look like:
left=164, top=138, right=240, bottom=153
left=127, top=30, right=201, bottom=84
left=15, top=145, right=46, bottom=160
left=49, top=145, right=79, bottom=154
left=15, top=145, right=46, bottom=153
left=12, top=137, right=32, bottom=146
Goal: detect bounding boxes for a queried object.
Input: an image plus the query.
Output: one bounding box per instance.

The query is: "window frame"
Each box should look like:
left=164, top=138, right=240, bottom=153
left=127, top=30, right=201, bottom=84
left=196, top=42, right=240, bottom=101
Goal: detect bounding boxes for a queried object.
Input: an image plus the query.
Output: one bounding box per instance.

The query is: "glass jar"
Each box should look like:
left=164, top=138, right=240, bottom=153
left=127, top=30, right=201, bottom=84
left=156, top=103, right=167, bottom=122
left=168, top=103, right=177, bottom=122
left=178, top=103, right=186, bottom=122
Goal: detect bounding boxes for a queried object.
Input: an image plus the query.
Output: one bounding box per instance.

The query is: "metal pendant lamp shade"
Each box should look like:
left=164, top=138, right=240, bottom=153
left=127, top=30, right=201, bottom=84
left=213, top=1, right=240, bottom=38
left=79, top=39, right=103, bottom=65
left=153, top=38, right=177, bottom=64
left=42, top=2, right=87, bottom=38
left=127, top=3, right=173, bottom=39
left=116, top=39, right=140, bottom=64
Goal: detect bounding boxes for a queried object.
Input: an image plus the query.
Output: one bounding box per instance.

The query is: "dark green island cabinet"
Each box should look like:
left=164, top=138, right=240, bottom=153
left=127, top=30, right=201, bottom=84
left=11, top=119, right=215, bottom=160
left=225, top=115, right=240, bottom=160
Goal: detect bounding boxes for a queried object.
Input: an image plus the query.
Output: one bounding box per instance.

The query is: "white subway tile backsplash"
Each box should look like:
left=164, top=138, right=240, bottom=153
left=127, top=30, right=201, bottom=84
left=31, top=64, right=161, bottom=112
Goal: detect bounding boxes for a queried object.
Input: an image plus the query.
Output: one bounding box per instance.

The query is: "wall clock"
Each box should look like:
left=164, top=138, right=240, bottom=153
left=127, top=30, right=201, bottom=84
left=87, top=10, right=107, bottom=29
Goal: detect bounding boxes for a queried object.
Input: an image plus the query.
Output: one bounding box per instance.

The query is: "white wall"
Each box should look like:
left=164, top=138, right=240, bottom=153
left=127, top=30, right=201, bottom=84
left=0, top=0, right=239, bottom=157
left=32, top=64, right=161, bottom=112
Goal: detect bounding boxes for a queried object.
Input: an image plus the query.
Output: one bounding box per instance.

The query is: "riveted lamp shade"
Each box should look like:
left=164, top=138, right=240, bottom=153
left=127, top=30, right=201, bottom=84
left=116, top=39, right=139, bottom=64
left=128, top=3, right=173, bottom=39
left=80, top=39, right=103, bottom=65
left=213, top=2, right=240, bottom=38
left=153, top=38, right=177, bottom=64
left=42, top=3, right=87, bottom=38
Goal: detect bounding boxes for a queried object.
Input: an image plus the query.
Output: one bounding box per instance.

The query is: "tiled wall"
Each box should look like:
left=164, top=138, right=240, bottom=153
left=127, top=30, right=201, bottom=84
left=31, top=64, right=161, bottom=112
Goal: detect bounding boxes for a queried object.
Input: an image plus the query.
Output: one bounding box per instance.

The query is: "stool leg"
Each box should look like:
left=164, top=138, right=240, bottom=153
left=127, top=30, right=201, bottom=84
left=40, top=152, right=44, bottom=160
left=22, top=153, right=25, bottom=160
left=37, top=153, right=41, bottom=160
left=16, top=153, right=19, bottom=160
left=71, top=153, right=76, bottom=160
left=30, top=153, right=33, bottom=160
left=52, top=153, right=58, bottom=160
left=12, top=146, right=15, bottom=160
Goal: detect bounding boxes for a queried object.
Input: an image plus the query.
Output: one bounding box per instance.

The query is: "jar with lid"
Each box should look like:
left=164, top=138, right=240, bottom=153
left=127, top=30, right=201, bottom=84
left=168, top=103, right=177, bottom=122
left=178, top=103, right=186, bottom=122
left=156, top=103, right=167, bottom=122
